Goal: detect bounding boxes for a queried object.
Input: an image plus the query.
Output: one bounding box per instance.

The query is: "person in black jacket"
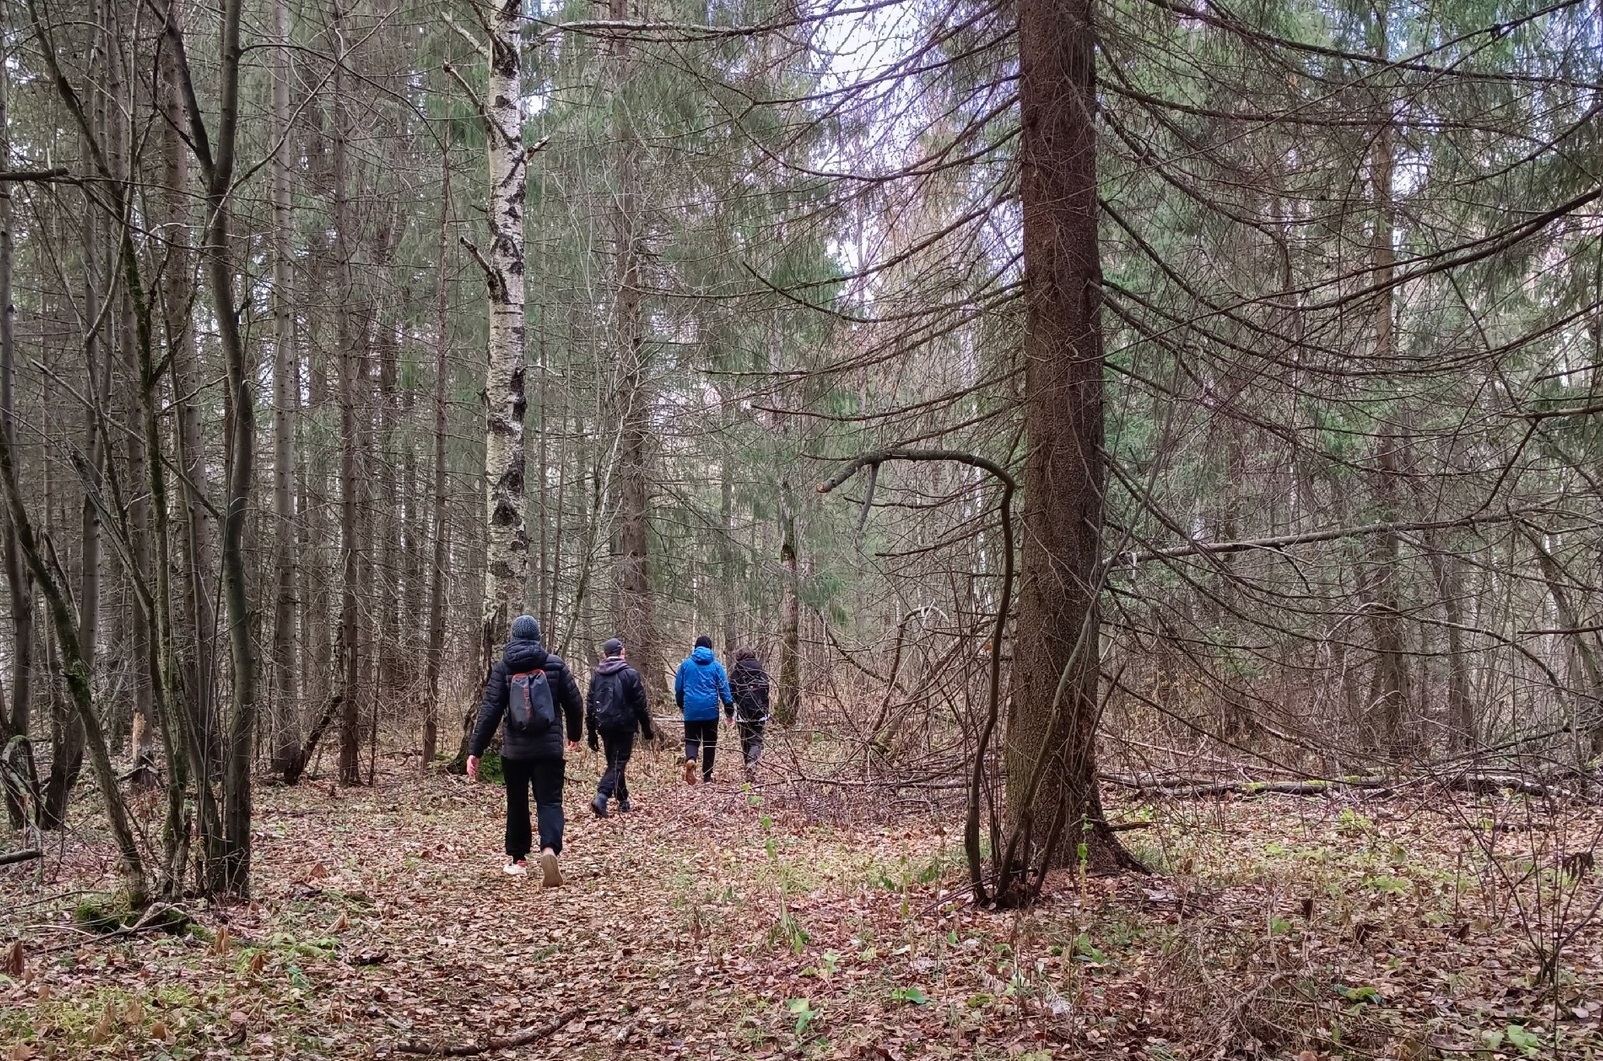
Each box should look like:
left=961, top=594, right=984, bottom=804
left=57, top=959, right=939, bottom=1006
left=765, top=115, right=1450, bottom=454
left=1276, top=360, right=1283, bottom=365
left=729, top=647, right=771, bottom=781
left=585, top=637, right=655, bottom=818
left=467, top=615, right=584, bottom=886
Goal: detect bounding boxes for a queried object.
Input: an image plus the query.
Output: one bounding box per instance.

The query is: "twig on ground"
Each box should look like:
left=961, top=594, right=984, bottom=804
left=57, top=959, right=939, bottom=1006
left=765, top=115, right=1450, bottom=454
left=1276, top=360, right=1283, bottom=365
left=395, top=1008, right=580, bottom=1056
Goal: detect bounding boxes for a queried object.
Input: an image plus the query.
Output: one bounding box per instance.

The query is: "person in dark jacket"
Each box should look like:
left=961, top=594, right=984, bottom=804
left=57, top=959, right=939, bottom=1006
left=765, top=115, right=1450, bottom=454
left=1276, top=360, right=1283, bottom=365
left=467, top=615, right=584, bottom=886
left=585, top=637, right=655, bottom=818
left=729, top=647, right=771, bottom=781
left=673, top=635, right=733, bottom=784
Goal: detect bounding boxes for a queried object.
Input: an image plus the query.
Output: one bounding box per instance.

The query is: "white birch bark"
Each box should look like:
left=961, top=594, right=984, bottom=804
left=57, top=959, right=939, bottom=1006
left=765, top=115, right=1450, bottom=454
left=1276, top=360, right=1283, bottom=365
left=480, top=0, right=530, bottom=659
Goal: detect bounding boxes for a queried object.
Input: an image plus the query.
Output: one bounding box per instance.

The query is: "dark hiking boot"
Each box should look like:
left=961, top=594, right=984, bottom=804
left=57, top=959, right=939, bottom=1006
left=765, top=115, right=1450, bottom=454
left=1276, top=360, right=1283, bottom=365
left=591, top=795, right=609, bottom=819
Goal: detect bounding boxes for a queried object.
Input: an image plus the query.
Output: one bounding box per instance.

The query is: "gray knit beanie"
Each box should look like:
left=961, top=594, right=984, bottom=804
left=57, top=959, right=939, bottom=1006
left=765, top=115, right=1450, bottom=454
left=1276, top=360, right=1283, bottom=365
left=511, top=615, right=542, bottom=642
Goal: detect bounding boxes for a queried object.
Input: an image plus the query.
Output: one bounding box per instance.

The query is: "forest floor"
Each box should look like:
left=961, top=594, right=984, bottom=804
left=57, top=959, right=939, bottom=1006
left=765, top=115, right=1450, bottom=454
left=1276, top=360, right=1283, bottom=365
left=2, top=747, right=1601, bottom=1060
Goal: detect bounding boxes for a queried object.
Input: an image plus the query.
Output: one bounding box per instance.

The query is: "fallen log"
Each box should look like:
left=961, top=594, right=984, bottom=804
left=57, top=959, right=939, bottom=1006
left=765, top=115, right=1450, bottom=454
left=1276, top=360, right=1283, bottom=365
left=1126, top=778, right=1390, bottom=799
left=396, top=1008, right=579, bottom=1057
left=0, top=848, right=41, bottom=866
left=1106, top=772, right=1571, bottom=800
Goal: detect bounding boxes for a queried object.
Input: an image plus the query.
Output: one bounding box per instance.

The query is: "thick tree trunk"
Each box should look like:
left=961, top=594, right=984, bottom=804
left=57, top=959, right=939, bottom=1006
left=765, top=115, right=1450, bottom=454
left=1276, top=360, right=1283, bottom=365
left=1002, top=0, right=1132, bottom=890
left=269, top=0, right=302, bottom=780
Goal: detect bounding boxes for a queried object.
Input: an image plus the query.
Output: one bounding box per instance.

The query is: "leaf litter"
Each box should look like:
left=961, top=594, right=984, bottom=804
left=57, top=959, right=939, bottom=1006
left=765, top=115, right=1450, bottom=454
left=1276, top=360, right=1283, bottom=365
left=1, top=754, right=1599, bottom=1060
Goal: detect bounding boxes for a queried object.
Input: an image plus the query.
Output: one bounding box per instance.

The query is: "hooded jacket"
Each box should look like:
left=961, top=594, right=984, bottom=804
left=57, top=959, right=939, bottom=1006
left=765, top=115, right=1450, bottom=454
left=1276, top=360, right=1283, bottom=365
left=586, top=657, right=654, bottom=741
left=470, top=635, right=584, bottom=761
left=729, top=656, right=771, bottom=725
left=674, top=645, right=733, bottom=722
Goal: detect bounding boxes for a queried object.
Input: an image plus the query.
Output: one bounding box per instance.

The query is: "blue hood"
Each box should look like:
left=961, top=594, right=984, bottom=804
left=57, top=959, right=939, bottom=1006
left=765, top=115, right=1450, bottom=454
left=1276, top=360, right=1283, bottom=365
left=676, top=646, right=732, bottom=720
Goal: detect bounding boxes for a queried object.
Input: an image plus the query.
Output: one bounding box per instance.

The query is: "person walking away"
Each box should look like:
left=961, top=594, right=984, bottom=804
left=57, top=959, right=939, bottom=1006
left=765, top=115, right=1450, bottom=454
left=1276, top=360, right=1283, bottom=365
left=729, top=647, right=771, bottom=781
left=586, top=637, right=655, bottom=817
left=467, top=615, right=583, bottom=886
left=674, top=635, right=732, bottom=784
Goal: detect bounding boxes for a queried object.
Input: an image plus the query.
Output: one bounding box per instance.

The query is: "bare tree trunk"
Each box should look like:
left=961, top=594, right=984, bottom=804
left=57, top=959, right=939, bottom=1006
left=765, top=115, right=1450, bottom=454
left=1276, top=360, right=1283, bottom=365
left=777, top=482, right=801, bottom=725
left=106, top=24, right=156, bottom=783
left=1364, top=51, right=1413, bottom=757
left=331, top=0, right=362, bottom=786
left=0, top=447, right=146, bottom=904
left=157, top=0, right=218, bottom=787
left=719, top=424, right=738, bottom=657
left=1527, top=533, right=1603, bottom=756
left=606, top=0, right=661, bottom=697
left=154, top=0, right=257, bottom=893
left=269, top=0, right=301, bottom=780
left=423, top=153, right=452, bottom=769
left=1002, top=0, right=1132, bottom=896
left=1427, top=546, right=1475, bottom=752
left=0, top=66, right=144, bottom=893
left=0, top=31, right=38, bottom=829
left=42, top=67, right=111, bottom=830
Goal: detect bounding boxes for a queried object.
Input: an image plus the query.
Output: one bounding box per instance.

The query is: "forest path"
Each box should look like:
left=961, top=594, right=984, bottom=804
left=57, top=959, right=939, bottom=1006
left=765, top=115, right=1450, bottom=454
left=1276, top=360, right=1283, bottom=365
left=243, top=750, right=986, bottom=1060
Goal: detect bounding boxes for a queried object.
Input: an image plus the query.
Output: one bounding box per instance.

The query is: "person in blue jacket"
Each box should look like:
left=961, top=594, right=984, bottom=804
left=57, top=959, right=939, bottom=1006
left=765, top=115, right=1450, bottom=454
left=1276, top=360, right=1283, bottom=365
left=674, top=635, right=733, bottom=784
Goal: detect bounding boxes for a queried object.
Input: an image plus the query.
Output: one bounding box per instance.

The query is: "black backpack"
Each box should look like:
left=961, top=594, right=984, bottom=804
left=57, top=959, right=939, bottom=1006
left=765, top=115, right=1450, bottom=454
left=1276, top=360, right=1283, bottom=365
left=507, top=668, right=557, bottom=735
left=735, top=663, right=770, bottom=720
left=590, top=670, right=634, bottom=732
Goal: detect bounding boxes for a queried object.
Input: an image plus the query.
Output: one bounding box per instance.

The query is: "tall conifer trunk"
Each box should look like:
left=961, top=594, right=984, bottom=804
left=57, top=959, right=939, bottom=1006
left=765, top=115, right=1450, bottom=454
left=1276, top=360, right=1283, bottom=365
left=269, top=0, right=301, bottom=779
left=1003, top=0, right=1132, bottom=887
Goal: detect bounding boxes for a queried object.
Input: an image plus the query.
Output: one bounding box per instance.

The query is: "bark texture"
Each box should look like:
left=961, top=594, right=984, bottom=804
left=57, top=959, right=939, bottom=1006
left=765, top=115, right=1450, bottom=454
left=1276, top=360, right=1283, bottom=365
left=480, top=0, right=529, bottom=671
left=1003, top=0, right=1132, bottom=882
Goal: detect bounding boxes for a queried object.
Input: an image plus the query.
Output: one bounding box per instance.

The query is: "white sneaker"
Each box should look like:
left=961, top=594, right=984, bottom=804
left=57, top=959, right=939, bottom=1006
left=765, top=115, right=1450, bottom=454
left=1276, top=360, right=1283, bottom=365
left=503, top=858, right=528, bottom=876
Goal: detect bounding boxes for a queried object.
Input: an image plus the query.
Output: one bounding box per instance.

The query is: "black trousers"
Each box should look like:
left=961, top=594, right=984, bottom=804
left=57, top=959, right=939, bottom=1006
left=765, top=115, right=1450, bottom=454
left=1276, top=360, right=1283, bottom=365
left=684, top=719, right=719, bottom=780
left=502, top=756, right=565, bottom=858
left=738, top=721, right=765, bottom=770
left=597, top=730, right=635, bottom=803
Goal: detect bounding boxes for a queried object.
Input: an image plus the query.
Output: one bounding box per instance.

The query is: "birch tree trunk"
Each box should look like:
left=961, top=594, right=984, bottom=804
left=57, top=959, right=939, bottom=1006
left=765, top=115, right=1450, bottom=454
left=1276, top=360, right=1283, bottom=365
left=479, top=0, right=530, bottom=685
